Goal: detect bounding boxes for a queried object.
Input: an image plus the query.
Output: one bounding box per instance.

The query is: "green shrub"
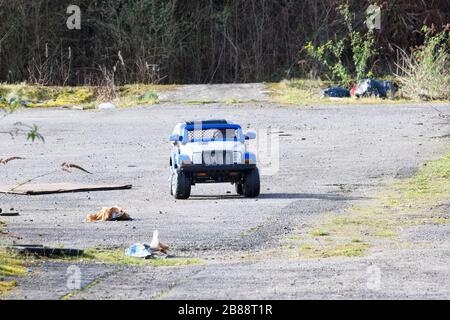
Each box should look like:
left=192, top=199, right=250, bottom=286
left=305, top=4, right=375, bottom=84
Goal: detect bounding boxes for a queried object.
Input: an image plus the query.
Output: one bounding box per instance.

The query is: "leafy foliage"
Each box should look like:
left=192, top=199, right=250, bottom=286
left=0, top=0, right=448, bottom=84
left=305, top=4, right=376, bottom=84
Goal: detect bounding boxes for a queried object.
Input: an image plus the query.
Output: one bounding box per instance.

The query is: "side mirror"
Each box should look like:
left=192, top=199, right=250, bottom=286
left=244, top=131, right=256, bottom=140
left=169, top=134, right=181, bottom=142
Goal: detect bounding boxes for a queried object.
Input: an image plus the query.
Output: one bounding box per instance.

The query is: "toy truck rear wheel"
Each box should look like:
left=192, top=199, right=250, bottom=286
left=169, top=169, right=174, bottom=195
left=172, top=171, right=191, bottom=199
left=235, top=182, right=244, bottom=195
left=243, top=168, right=260, bottom=197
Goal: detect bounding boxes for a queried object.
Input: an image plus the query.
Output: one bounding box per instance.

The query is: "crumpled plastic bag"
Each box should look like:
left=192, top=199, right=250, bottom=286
left=322, top=86, right=351, bottom=98
left=352, top=79, right=397, bottom=98
left=124, top=230, right=169, bottom=259
left=125, top=243, right=153, bottom=259
left=86, top=206, right=131, bottom=222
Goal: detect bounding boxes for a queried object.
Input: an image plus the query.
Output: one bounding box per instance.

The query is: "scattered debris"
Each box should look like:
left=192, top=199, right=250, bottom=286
left=87, top=206, right=132, bottom=222
left=0, top=183, right=132, bottom=195
left=125, top=230, right=169, bottom=259
left=97, top=102, right=116, bottom=110
left=0, top=211, right=19, bottom=216
left=150, top=230, right=169, bottom=254
left=351, top=79, right=397, bottom=98
left=0, top=157, right=24, bottom=165
left=69, top=105, right=85, bottom=111
left=8, top=244, right=83, bottom=257
left=125, top=243, right=153, bottom=259
left=61, top=162, right=92, bottom=174
left=322, top=87, right=351, bottom=98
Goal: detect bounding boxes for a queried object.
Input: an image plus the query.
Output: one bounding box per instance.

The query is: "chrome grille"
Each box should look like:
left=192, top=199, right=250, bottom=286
left=202, top=150, right=233, bottom=165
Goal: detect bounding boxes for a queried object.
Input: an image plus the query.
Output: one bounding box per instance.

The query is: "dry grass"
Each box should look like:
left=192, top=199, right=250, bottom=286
left=395, top=31, right=450, bottom=101
left=0, top=83, right=176, bottom=109
left=269, top=79, right=414, bottom=106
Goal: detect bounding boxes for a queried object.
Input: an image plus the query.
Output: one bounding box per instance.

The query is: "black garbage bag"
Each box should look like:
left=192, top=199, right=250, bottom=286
left=322, top=86, right=351, bottom=98
left=353, top=79, right=397, bottom=98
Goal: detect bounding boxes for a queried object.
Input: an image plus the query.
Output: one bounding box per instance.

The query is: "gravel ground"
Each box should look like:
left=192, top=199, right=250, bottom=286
left=1, top=86, right=449, bottom=299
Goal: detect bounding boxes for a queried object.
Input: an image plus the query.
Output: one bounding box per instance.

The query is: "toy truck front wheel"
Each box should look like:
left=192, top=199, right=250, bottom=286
left=171, top=171, right=191, bottom=199
left=243, top=168, right=260, bottom=197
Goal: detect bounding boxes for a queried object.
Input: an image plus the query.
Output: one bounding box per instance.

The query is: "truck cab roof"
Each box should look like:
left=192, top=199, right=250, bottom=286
left=184, top=119, right=232, bottom=126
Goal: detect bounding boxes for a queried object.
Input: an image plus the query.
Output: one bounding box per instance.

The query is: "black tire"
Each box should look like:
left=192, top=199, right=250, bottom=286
left=169, top=172, right=174, bottom=196
left=172, top=171, right=191, bottom=199
left=243, top=168, right=260, bottom=198
left=235, top=182, right=244, bottom=195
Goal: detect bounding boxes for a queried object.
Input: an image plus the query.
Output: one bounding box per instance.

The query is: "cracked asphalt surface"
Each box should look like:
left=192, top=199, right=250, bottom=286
left=1, top=85, right=449, bottom=299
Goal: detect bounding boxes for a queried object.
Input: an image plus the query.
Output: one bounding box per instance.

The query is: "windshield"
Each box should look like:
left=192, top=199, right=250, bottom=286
left=186, top=125, right=241, bottom=142
left=187, top=128, right=239, bottom=142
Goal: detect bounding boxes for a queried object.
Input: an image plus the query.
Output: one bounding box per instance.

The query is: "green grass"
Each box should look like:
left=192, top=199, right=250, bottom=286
left=298, top=242, right=368, bottom=258
left=319, top=243, right=368, bottom=258
left=286, top=235, right=304, bottom=241
left=403, top=154, right=450, bottom=198
left=310, top=230, right=330, bottom=237
left=0, top=249, right=27, bottom=296
left=0, top=280, right=18, bottom=294
left=184, top=100, right=219, bottom=104
left=287, top=153, right=450, bottom=259
left=70, top=248, right=203, bottom=267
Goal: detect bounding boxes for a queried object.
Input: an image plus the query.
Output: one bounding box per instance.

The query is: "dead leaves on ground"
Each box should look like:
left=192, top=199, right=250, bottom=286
left=61, top=162, right=92, bottom=174
left=0, top=157, right=24, bottom=165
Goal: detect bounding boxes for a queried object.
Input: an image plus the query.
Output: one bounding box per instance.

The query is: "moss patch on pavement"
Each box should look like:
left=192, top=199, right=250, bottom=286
left=288, top=153, right=450, bottom=259
left=56, top=247, right=203, bottom=267
left=0, top=220, right=27, bottom=296
left=0, top=249, right=27, bottom=296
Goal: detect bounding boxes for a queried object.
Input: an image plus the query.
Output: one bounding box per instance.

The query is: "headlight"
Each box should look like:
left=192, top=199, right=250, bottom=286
left=179, top=155, right=192, bottom=166
left=193, top=152, right=202, bottom=164
left=232, top=151, right=242, bottom=164
left=181, top=159, right=191, bottom=165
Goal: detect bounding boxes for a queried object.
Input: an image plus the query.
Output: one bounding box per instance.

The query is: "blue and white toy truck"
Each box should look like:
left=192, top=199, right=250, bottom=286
left=169, top=120, right=260, bottom=199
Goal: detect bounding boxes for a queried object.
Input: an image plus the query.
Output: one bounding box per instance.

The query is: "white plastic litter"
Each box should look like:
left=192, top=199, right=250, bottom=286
left=150, top=230, right=169, bottom=253
left=97, top=102, right=116, bottom=110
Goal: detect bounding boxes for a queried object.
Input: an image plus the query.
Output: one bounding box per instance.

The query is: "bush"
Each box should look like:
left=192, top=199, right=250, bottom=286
left=304, top=4, right=375, bottom=84
left=396, top=28, right=450, bottom=100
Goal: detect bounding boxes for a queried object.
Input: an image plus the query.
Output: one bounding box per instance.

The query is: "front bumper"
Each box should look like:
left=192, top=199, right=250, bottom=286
left=179, top=164, right=256, bottom=183
left=180, top=163, right=256, bottom=173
